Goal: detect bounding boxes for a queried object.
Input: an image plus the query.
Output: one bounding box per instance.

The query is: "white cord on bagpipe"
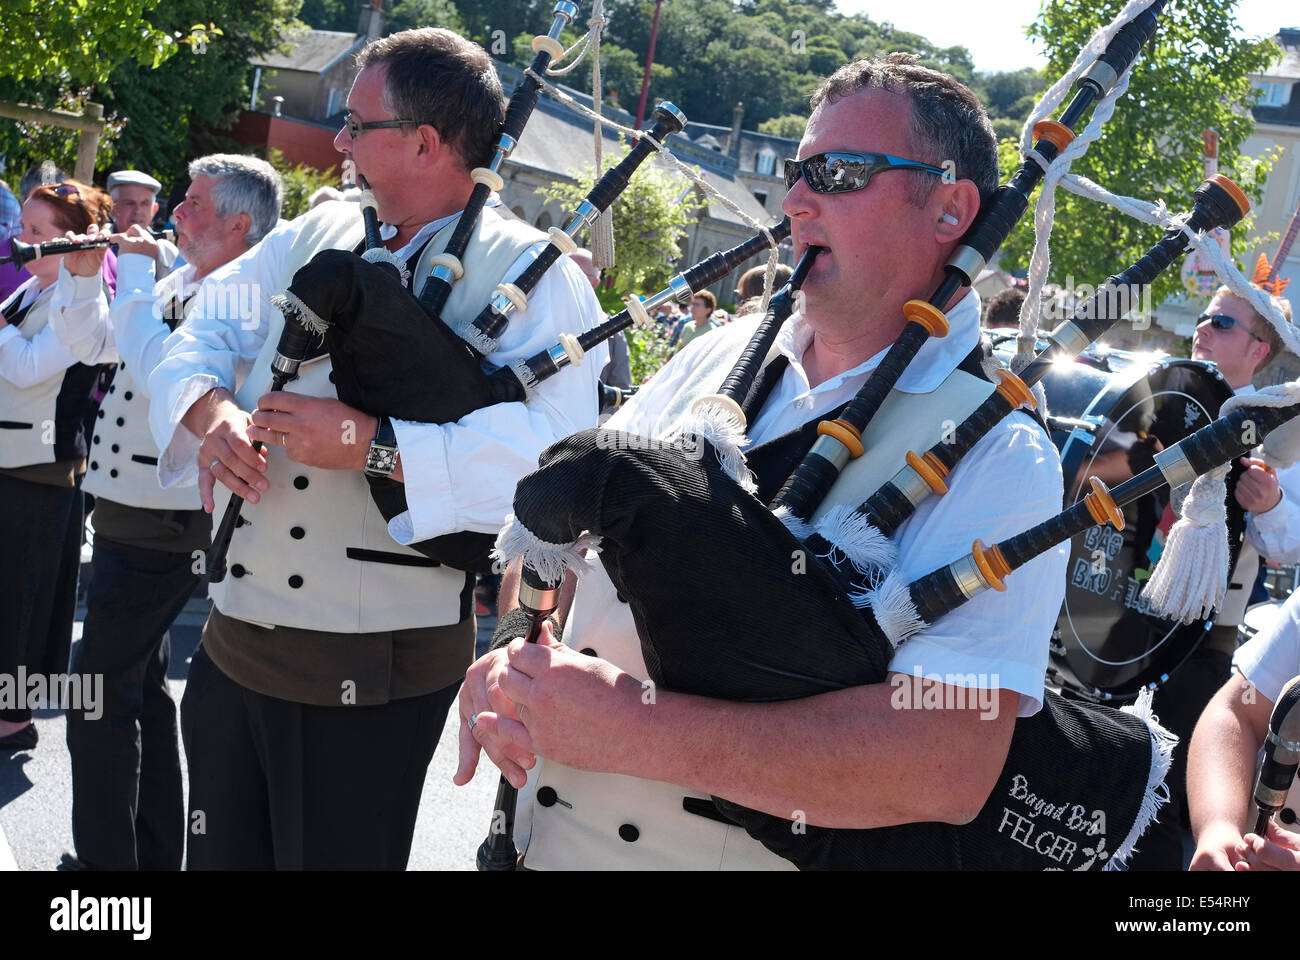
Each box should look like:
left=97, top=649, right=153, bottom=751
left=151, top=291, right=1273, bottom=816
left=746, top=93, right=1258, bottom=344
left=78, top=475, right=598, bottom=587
left=1015, top=0, right=1160, bottom=348
left=522, top=63, right=784, bottom=306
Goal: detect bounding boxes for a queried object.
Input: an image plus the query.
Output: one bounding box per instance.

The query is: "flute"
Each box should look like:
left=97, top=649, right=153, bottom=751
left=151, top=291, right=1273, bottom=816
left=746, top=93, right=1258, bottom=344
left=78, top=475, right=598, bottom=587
left=769, top=0, right=1169, bottom=522
left=1, top=229, right=175, bottom=267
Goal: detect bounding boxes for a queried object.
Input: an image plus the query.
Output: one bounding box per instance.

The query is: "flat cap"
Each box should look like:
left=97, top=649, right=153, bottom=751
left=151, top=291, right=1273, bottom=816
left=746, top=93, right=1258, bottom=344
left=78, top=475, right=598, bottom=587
left=106, top=170, right=162, bottom=194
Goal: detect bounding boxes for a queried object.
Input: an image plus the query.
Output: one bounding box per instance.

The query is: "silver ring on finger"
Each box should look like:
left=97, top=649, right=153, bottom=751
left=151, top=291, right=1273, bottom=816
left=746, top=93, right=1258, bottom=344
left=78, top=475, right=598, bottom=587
left=210, top=459, right=221, bottom=471
left=468, top=713, right=479, bottom=732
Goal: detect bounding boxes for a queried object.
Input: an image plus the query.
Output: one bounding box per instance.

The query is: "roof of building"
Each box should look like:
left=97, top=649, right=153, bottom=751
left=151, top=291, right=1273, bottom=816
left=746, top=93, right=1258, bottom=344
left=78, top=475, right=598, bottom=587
left=254, top=28, right=363, bottom=74
left=1251, top=30, right=1300, bottom=128
left=499, top=66, right=772, bottom=229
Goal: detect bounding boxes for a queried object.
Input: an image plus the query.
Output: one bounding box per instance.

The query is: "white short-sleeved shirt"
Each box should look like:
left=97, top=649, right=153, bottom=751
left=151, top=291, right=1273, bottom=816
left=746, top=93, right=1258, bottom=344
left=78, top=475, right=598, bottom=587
left=1234, top=589, right=1300, bottom=705
left=594, top=290, right=1069, bottom=716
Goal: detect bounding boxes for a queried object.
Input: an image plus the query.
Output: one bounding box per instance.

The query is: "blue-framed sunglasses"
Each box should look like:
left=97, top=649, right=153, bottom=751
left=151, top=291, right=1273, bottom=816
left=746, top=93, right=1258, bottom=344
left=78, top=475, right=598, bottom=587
left=342, top=111, right=416, bottom=140
left=783, top=151, right=946, bottom=194
left=1198, top=313, right=1265, bottom=342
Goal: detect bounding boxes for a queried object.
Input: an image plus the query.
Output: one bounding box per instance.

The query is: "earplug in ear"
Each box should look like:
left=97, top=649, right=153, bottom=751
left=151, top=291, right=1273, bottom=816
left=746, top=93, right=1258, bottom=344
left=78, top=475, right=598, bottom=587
left=940, top=213, right=959, bottom=226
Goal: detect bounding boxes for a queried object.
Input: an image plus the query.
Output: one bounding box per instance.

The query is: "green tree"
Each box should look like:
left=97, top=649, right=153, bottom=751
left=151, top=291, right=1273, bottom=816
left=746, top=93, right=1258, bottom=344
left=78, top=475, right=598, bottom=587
left=387, top=0, right=465, bottom=34
left=533, top=146, right=700, bottom=296
left=0, top=0, right=206, bottom=87
left=995, top=0, right=1279, bottom=310
left=299, top=0, right=359, bottom=31
left=758, top=114, right=807, bottom=140
left=268, top=148, right=338, bottom=219
left=0, top=0, right=298, bottom=195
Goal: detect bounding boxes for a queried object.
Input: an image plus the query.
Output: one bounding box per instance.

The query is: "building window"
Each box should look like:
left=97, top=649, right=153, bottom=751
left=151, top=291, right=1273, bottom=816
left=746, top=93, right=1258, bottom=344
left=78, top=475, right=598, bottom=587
left=535, top=211, right=553, bottom=230
left=1254, top=80, right=1292, bottom=108
left=326, top=88, right=340, bottom=117
left=755, top=149, right=777, bottom=177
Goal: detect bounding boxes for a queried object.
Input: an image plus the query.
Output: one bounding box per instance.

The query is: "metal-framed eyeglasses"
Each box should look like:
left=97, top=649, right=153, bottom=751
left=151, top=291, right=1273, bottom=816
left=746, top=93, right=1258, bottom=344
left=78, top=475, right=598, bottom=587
left=1197, top=313, right=1265, bottom=342
left=783, top=151, right=946, bottom=194
left=342, top=112, right=416, bottom=140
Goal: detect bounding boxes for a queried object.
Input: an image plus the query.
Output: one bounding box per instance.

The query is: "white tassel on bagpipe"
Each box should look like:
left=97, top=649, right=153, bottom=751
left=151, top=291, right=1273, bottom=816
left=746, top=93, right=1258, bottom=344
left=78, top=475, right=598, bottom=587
left=1146, top=381, right=1300, bottom=622
left=492, top=513, right=602, bottom=586
left=1110, top=687, right=1178, bottom=869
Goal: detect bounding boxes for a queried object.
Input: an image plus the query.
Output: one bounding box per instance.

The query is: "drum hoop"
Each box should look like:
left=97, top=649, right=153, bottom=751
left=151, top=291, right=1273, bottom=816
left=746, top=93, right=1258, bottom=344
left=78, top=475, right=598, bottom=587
left=1051, top=357, right=1235, bottom=692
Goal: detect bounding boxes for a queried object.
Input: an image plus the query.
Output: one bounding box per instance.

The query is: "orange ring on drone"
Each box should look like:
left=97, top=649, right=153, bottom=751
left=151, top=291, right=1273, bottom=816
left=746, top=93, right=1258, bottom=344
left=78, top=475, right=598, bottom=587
left=971, top=539, right=1012, bottom=592
left=1084, top=476, right=1125, bottom=530
left=906, top=450, right=949, bottom=495
left=1032, top=120, right=1075, bottom=154
left=995, top=369, right=1035, bottom=410
left=902, top=300, right=949, bottom=338
left=817, top=419, right=864, bottom=458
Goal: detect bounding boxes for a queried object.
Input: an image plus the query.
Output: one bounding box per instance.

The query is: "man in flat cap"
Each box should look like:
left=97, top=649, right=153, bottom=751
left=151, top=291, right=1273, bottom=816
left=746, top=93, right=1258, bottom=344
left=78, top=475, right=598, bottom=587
left=107, top=170, right=179, bottom=279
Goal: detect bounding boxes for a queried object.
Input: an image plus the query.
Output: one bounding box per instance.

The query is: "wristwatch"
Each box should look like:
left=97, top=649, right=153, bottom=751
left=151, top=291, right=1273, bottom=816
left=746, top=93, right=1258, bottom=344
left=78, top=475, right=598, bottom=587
left=365, top=415, right=399, bottom=478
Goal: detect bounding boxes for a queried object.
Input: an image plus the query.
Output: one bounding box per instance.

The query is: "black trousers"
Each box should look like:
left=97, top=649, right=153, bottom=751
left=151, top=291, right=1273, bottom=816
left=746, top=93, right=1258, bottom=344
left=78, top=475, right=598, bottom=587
left=1126, top=641, right=1233, bottom=871
left=66, top=537, right=196, bottom=870
left=181, top=644, right=458, bottom=870
left=0, top=473, right=82, bottom=724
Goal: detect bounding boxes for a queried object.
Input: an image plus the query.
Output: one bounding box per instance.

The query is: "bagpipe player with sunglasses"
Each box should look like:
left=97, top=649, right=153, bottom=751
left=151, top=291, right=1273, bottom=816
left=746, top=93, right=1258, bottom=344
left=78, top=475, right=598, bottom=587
left=1125, top=280, right=1300, bottom=869
left=458, top=54, right=1072, bottom=870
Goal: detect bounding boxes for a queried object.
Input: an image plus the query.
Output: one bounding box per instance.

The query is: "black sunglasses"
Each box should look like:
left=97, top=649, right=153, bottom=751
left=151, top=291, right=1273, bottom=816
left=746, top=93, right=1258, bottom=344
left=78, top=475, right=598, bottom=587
left=1198, top=313, right=1265, bottom=342
left=784, top=151, right=946, bottom=194
left=343, top=111, right=416, bottom=139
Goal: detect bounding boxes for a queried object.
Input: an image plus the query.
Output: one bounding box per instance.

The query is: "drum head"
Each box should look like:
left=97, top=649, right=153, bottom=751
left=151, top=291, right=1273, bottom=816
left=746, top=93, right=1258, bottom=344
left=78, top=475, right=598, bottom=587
left=1041, top=358, right=1236, bottom=702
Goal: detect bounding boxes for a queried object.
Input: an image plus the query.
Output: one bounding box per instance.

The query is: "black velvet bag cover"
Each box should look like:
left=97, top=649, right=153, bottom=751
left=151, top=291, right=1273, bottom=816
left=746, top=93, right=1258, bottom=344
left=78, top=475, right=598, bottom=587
left=510, top=426, right=1165, bottom=870
left=285, top=250, right=510, bottom=571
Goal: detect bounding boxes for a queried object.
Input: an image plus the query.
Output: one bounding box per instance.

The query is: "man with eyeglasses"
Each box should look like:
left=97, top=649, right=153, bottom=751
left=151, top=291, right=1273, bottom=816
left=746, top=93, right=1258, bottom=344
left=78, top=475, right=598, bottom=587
left=459, top=54, right=1070, bottom=869
left=146, top=28, right=605, bottom=869
left=106, top=170, right=179, bottom=280
left=1127, top=286, right=1300, bottom=870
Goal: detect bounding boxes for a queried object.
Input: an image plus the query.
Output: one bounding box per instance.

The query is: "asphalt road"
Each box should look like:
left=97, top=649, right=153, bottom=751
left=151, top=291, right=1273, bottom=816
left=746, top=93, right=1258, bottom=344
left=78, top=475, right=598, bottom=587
left=0, top=554, right=501, bottom=872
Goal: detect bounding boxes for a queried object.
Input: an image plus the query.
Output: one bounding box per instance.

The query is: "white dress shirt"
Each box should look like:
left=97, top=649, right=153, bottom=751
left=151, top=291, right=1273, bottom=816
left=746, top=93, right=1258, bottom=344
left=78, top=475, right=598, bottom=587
left=600, top=291, right=1069, bottom=716
left=148, top=208, right=608, bottom=545
left=1235, top=383, right=1300, bottom=564
left=0, top=268, right=110, bottom=387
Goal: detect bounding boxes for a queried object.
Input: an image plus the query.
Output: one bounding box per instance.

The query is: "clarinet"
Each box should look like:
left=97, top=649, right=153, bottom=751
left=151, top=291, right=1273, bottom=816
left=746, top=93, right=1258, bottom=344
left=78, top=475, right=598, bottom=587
left=205, top=307, right=323, bottom=584
left=490, top=218, right=791, bottom=398
left=420, top=1, right=579, bottom=317
left=813, top=174, right=1248, bottom=566
left=901, top=398, right=1300, bottom=638
left=476, top=246, right=822, bottom=871
left=1, top=229, right=175, bottom=267
left=770, top=0, right=1169, bottom=522
left=453, top=101, right=687, bottom=356
left=1252, top=677, right=1300, bottom=836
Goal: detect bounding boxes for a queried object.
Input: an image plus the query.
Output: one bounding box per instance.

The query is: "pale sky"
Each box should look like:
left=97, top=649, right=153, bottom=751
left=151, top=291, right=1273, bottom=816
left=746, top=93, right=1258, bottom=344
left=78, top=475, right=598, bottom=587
left=832, top=0, right=1290, bottom=72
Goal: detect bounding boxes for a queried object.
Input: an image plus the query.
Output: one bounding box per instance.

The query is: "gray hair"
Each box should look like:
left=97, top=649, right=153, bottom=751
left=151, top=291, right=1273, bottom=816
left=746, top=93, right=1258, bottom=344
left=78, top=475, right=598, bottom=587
left=187, top=154, right=283, bottom=245
left=810, top=52, right=999, bottom=209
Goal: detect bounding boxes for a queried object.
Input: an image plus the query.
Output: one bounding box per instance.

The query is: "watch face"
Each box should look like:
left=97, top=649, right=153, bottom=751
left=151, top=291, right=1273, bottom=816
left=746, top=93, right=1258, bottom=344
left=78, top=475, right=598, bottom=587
left=367, top=446, right=397, bottom=475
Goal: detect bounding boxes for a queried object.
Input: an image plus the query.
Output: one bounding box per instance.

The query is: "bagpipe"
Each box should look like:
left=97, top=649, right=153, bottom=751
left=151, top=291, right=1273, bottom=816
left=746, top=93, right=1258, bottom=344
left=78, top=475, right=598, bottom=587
left=205, top=2, right=790, bottom=579
left=484, top=0, right=1276, bottom=870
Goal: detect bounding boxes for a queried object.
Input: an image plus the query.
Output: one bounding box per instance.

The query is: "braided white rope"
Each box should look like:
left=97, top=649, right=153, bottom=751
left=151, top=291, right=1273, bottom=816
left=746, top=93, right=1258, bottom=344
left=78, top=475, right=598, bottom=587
left=544, top=1, right=604, bottom=76
left=523, top=64, right=784, bottom=304
left=1016, top=0, right=1160, bottom=343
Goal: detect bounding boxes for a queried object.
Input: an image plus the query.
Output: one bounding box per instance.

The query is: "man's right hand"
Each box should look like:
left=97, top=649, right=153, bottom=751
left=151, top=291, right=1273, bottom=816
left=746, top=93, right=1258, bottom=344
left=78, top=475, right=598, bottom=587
left=454, top=645, right=541, bottom=790
left=184, top=387, right=269, bottom=512
left=111, top=223, right=160, bottom=262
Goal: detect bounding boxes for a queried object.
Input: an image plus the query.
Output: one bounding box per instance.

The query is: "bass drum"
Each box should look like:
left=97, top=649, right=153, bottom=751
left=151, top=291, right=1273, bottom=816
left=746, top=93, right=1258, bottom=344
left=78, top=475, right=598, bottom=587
left=1035, top=354, right=1241, bottom=702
